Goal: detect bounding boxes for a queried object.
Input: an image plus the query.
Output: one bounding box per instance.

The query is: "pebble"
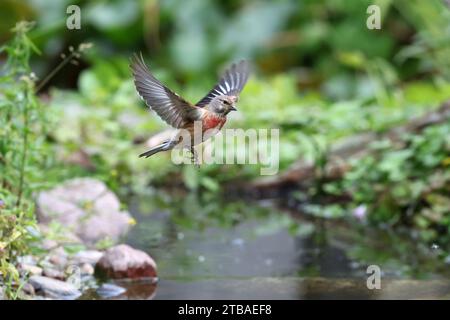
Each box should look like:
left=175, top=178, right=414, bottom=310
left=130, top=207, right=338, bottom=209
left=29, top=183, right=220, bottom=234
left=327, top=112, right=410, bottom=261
left=28, top=276, right=81, bottom=300
left=80, top=263, right=94, bottom=275
left=17, top=255, right=37, bottom=266
left=49, top=248, right=68, bottom=267
left=72, top=250, right=103, bottom=265
left=43, top=268, right=66, bottom=280
left=95, top=244, right=157, bottom=280
left=21, top=283, right=35, bottom=296
left=19, top=264, right=43, bottom=276
left=96, top=283, right=126, bottom=298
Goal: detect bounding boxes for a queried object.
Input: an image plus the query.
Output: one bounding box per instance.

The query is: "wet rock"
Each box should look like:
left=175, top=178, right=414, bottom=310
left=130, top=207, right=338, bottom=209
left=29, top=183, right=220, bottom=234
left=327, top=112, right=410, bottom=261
left=72, top=250, right=103, bottom=265
left=96, top=283, right=127, bottom=298
left=28, top=276, right=81, bottom=300
left=80, top=263, right=94, bottom=275
left=36, top=178, right=132, bottom=246
left=19, top=264, right=43, bottom=276
left=31, top=296, right=54, bottom=300
left=17, top=255, right=37, bottom=266
left=49, top=248, right=68, bottom=268
left=37, top=258, right=55, bottom=272
left=43, top=268, right=66, bottom=281
left=95, top=244, right=157, bottom=280
left=21, top=283, right=35, bottom=296
left=113, top=280, right=157, bottom=300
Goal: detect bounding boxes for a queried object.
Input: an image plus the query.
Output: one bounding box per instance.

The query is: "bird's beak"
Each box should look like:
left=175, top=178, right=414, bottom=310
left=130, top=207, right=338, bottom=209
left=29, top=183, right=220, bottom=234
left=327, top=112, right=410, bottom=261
left=229, top=106, right=237, bottom=112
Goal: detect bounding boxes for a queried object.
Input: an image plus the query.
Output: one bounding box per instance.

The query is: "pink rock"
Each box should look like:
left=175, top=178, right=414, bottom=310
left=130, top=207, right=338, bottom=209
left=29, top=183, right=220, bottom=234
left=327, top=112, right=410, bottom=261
left=43, top=268, right=65, bottom=281
left=36, top=178, right=132, bottom=246
left=95, top=244, right=157, bottom=280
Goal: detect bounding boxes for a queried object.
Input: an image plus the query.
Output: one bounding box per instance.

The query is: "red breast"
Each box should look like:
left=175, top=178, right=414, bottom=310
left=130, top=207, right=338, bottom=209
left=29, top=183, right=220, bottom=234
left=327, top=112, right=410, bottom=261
left=202, top=112, right=226, bottom=131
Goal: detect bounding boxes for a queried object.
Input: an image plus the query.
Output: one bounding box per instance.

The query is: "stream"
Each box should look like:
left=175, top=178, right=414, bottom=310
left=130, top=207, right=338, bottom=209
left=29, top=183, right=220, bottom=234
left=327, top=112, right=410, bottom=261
left=83, top=192, right=450, bottom=300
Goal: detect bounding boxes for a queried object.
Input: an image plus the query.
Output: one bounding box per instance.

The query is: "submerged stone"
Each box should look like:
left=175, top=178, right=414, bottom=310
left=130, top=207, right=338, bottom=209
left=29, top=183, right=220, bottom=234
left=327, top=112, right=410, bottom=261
left=96, top=283, right=127, bottom=298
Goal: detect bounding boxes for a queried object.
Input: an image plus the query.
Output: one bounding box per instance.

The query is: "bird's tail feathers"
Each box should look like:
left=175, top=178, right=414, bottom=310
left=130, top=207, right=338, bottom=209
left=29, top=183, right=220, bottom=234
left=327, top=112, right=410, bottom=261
left=139, top=140, right=177, bottom=158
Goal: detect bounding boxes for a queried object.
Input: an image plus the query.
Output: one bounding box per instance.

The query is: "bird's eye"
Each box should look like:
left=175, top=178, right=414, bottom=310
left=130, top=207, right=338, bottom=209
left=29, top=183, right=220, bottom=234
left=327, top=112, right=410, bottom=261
left=223, top=100, right=230, bottom=105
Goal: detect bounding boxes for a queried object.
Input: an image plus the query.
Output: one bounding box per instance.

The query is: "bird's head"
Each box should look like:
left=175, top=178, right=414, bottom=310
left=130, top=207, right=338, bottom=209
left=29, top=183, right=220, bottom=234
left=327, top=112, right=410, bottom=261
left=209, top=95, right=238, bottom=115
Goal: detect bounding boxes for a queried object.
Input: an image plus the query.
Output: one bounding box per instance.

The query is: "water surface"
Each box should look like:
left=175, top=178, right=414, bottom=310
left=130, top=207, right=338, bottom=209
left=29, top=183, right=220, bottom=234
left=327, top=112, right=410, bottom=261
left=87, top=192, right=450, bottom=299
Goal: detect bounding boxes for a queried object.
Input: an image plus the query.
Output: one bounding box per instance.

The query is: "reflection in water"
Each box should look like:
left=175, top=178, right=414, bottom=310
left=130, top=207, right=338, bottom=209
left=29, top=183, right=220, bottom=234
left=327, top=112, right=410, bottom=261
left=92, top=192, right=450, bottom=300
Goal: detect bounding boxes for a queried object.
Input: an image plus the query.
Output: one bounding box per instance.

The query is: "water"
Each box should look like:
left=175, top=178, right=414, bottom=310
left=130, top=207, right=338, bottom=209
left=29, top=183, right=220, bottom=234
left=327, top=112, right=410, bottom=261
left=84, top=192, right=450, bottom=299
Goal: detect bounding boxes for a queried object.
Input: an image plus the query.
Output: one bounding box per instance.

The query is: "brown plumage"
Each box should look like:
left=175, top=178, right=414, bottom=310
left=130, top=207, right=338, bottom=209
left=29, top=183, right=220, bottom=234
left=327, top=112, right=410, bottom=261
left=130, top=54, right=250, bottom=163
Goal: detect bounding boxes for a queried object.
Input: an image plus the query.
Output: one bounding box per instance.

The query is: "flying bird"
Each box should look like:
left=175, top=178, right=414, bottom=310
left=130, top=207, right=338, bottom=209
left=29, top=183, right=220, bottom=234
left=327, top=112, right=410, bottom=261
left=130, top=54, right=250, bottom=165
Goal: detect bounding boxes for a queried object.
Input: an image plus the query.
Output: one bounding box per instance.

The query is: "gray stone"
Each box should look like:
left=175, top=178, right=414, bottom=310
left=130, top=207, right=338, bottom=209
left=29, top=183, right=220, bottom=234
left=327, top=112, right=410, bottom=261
left=31, top=296, right=54, bottom=300
left=96, top=283, right=126, bottom=298
left=17, top=255, right=37, bottom=266
left=36, top=178, right=132, bottom=246
left=72, top=250, right=103, bottom=265
left=21, top=283, right=35, bottom=296
left=28, top=276, right=81, bottom=300
left=95, top=244, right=157, bottom=280
left=43, top=268, right=66, bottom=280
left=49, top=248, right=68, bottom=268
left=37, top=258, right=55, bottom=272
left=19, top=264, right=43, bottom=276
left=0, top=286, right=5, bottom=300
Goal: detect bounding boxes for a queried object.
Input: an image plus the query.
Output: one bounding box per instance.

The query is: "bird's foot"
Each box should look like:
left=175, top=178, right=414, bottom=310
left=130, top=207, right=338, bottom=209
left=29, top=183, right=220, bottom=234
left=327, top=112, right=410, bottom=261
left=190, top=148, right=200, bottom=168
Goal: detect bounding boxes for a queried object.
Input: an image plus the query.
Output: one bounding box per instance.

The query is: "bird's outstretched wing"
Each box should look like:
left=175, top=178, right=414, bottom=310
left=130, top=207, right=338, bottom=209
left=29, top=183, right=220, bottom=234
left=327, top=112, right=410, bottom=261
left=196, top=60, right=250, bottom=107
left=131, top=53, right=200, bottom=128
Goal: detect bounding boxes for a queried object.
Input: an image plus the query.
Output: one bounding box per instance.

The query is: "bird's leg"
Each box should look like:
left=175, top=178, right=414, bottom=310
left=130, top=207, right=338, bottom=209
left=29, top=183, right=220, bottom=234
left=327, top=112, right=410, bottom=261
left=190, top=147, right=200, bottom=168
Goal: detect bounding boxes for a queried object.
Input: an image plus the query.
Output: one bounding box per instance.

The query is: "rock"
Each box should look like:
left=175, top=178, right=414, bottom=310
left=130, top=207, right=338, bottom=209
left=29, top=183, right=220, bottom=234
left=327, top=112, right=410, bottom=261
left=36, top=178, right=132, bottom=246
left=0, top=286, right=5, bottom=300
left=19, top=264, right=43, bottom=276
left=118, top=280, right=157, bottom=300
left=37, top=258, right=55, bottom=272
left=28, top=276, right=81, bottom=300
left=96, top=283, right=126, bottom=298
left=80, top=263, right=94, bottom=275
left=95, top=244, right=157, bottom=280
left=49, top=248, right=68, bottom=268
left=31, top=296, right=54, bottom=300
left=72, top=250, right=103, bottom=265
left=17, top=255, right=37, bottom=266
left=21, top=283, right=35, bottom=296
left=43, top=268, right=66, bottom=281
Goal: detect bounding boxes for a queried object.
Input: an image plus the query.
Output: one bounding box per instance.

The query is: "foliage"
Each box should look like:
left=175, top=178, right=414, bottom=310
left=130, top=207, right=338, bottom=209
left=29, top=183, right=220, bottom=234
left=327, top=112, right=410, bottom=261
left=0, top=0, right=449, bottom=283
left=315, top=0, right=450, bottom=247
left=331, top=121, right=450, bottom=246
left=0, top=22, right=46, bottom=297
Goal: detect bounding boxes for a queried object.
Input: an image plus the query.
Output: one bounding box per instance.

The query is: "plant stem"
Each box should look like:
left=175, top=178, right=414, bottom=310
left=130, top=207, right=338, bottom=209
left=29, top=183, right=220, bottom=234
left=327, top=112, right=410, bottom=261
left=16, top=92, right=29, bottom=206
left=35, top=52, right=75, bottom=93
